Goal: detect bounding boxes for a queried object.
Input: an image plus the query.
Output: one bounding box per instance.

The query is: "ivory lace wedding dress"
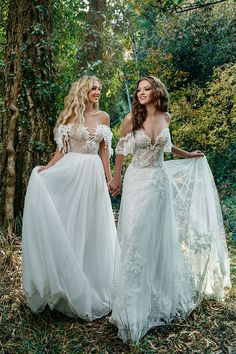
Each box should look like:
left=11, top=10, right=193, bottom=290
left=22, top=123, right=117, bottom=320
left=110, top=128, right=231, bottom=343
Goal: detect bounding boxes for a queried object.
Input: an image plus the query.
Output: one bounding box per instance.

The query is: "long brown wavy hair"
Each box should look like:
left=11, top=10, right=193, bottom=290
left=131, top=76, right=169, bottom=131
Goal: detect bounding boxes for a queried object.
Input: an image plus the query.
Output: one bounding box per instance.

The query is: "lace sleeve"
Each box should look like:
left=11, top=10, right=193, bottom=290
left=164, top=129, right=173, bottom=153
left=98, top=124, right=113, bottom=158
left=54, top=124, right=71, bottom=154
left=115, top=132, right=134, bottom=156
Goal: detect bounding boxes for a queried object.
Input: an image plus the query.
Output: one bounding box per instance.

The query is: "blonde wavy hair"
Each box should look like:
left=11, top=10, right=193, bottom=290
left=55, top=76, right=100, bottom=130
left=131, top=76, right=169, bottom=131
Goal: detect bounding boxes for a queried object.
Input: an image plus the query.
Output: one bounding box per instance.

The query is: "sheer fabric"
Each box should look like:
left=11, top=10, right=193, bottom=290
left=110, top=128, right=231, bottom=343
left=55, top=123, right=113, bottom=156
left=22, top=124, right=117, bottom=320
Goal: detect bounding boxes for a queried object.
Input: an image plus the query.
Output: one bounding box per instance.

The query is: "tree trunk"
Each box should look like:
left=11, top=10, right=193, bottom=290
left=0, top=0, right=55, bottom=230
left=77, top=0, right=106, bottom=72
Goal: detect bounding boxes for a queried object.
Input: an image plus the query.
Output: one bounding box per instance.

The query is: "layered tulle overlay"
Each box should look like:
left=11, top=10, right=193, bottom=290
left=22, top=124, right=117, bottom=320
left=110, top=129, right=231, bottom=343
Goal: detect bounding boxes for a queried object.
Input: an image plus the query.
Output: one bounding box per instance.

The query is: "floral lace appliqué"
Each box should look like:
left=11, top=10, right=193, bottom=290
left=115, top=128, right=172, bottom=168
left=54, top=123, right=113, bottom=156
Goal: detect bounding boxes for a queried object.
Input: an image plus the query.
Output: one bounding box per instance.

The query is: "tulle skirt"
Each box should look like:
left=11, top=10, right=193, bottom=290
left=110, top=157, right=231, bottom=343
left=22, top=152, right=117, bottom=320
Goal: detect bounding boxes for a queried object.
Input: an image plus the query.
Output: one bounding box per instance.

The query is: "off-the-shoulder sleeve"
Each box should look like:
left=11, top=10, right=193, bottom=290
left=54, top=124, right=71, bottom=154
left=164, top=129, right=173, bottom=153
left=97, top=124, right=113, bottom=158
left=115, top=132, right=135, bottom=156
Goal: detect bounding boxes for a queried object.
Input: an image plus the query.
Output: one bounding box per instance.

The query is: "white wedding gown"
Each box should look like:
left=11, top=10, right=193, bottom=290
left=110, top=128, right=231, bottom=343
left=22, top=123, right=117, bottom=320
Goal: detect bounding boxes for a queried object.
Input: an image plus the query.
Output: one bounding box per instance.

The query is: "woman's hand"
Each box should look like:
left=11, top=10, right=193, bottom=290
left=188, top=150, right=204, bottom=158
left=37, top=165, right=49, bottom=173
left=172, top=145, right=204, bottom=159
left=36, top=151, right=63, bottom=173
left=108, top=177, right=121, bottom=196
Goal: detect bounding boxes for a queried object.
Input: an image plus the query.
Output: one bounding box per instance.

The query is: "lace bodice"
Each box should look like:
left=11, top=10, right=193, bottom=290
left=55, top=123, right=113, bottom=156
left=116, top=128, right=172, bottom=168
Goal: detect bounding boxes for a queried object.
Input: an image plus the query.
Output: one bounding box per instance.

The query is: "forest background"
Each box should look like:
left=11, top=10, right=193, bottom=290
left=0, top=0, right=236, bottom=353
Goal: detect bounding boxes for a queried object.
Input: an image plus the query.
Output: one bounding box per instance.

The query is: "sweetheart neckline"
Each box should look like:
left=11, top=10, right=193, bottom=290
left=137, top=127, right=169, bottom=146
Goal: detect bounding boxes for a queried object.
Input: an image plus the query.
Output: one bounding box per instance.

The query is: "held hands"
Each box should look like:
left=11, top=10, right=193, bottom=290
left=188, top=150, right=204, bottom=158
left=108, top=177, right=121, bottom=197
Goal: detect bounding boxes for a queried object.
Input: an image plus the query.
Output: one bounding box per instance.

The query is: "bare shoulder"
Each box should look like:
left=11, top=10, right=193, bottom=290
left=121, top=112, right=133, bottom=136
left=123, top=112, right=132, bottom=124
left=164, top=112, right=171, bottom=124
left=98, top=110, right=110, bottom=126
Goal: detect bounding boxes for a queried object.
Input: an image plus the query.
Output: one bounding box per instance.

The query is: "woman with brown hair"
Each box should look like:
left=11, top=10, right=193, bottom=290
left=109, top=76, right=231, bottom=343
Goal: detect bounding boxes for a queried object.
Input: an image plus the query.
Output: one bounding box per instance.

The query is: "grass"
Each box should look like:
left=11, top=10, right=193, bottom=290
left=0, top=192, right=236, bottom=353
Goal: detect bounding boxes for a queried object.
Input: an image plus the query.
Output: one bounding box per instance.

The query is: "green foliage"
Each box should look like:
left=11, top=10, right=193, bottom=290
left=52, top=0, right=128, bottom=123
left=0, top=0, right=9, bottom=104
left=170, top=63, right=236, bottom=187
left=3, top=2, right=59, bottom=133
left=116, top=0, right=236, bottom=98
left=166, top=2, right=236, bottom=86
left=170, top=63, right=236, bottom=150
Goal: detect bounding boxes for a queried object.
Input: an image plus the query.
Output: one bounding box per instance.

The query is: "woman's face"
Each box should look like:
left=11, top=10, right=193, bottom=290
left=137, top=80, right=154, bottom=105
left=87, top=81, right=101, bottom=104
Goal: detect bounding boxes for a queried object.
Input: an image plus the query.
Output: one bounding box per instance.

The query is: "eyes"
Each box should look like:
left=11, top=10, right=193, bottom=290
left=137, top=87, right=152, bottom=92
left=91, top=86, right=101, bottom=92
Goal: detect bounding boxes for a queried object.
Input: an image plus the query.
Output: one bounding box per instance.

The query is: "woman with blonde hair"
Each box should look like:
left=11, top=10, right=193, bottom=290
left=109, top=76, right=231, bottom=343
left=22, top=76, right=118, bottom=320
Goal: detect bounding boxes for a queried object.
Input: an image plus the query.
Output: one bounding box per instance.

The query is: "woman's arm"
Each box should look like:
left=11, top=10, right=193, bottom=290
left=37, top=150, right=64, bottom=172
left=109, top=154, right=125, bottom=196
left=109, top=113, right=133, bottom=196
left=98, top=112, right=113, bottom=182
left=165, top=113, right=203, bottom=158
left=99, top=139, right=112, bottom=182
left=172, top=145, right=204, bottom=158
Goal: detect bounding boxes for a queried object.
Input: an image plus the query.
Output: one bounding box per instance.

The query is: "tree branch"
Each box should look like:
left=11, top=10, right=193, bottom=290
left=175, top=0, right=228, bottom=13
